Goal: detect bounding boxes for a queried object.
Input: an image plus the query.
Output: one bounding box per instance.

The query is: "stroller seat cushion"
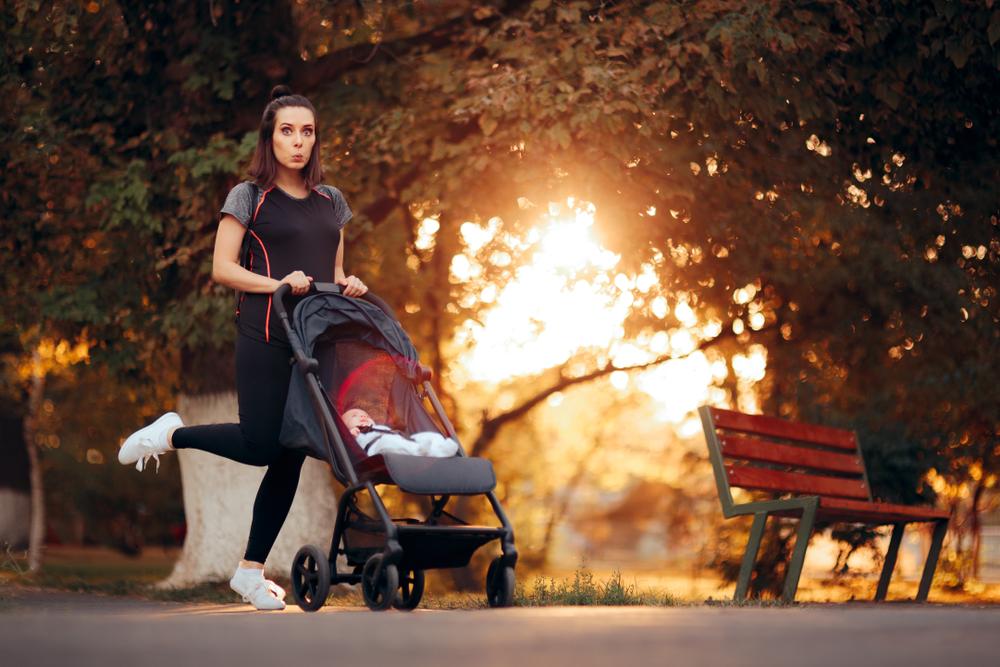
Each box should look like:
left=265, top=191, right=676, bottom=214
left=357, top=453, right=497, bottom=495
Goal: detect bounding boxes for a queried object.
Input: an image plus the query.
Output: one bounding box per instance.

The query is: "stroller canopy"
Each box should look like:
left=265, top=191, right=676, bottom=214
left=279, top=292, right=443, bottom=463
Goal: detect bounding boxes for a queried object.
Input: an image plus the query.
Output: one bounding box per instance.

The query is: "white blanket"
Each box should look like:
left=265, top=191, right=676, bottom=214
left=356, top=425, right=459, bottom=458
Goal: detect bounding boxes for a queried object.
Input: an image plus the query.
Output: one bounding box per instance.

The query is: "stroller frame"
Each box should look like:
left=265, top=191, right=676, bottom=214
left=273, top=283, right=518, bottom=611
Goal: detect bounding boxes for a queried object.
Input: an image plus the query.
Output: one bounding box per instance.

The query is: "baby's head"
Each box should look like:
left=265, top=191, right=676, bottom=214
left=342, top=408, right=374, bottom=436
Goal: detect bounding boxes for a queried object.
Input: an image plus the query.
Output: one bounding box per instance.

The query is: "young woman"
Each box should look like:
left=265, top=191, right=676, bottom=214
left=118, top=85, right=367, bottom=610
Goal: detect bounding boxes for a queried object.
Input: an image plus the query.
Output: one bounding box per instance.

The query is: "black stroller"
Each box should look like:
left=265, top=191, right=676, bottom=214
left=273, top=283, right=517, bottom=611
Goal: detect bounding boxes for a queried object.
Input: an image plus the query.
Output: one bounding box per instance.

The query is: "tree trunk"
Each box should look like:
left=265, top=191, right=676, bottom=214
left=159, top=391, right=341, bottom=587
left=0, top=400, right=31, bottom=550
left=24, top=352, right=45, bottom=573
left=970, top=478, right=985, bottom=581
left=532, top=437, right=602, bottom=569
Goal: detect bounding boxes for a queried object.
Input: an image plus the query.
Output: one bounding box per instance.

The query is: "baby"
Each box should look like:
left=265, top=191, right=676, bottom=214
left=341, top=408, right=459, bottom=458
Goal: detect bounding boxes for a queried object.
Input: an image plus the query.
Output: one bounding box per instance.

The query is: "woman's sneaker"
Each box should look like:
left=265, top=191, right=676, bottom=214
left=118, top=412, right=183, bottom=472
left=230, top=567, right=286, bottom=611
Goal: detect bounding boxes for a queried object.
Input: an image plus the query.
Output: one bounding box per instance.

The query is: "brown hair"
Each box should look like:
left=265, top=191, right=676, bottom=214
left=248, top=85, right=323, bottom=189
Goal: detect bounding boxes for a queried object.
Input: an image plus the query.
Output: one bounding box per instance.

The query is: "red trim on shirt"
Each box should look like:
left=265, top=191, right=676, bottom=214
left=252, top=187, right=273, bottom=222
left=248, top=229, right=273, bottom=343
left=248, top=187, right=275, bottom=342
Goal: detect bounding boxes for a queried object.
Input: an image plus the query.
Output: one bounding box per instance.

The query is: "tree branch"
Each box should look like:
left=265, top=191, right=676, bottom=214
left=289, top=0, right=535, bottom=93
left=468, top=323, right=776, bottom=458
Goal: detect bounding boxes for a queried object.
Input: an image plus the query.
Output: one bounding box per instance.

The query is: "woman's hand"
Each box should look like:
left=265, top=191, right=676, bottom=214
left=337, top=274, right=368, bottom=297
left=278, top=270, right=313, bottom=295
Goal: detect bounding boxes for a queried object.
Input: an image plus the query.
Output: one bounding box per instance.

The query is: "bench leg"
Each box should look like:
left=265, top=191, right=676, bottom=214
left=875, top=523, right=905, bottom=601
left=735, top=513, right=767, bottom=602
left=782, top=503, right=817, bottom=603
left=916, top=519, right=947, bottom=602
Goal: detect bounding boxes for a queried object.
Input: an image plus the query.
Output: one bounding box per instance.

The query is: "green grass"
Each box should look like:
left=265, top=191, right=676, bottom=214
left=518, top=568, right=679, bottom=607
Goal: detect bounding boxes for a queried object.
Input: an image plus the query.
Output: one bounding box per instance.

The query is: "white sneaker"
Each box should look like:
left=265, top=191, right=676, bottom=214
left=230, top=568, right=286, bottom=611
left=118, top=412, right=183, bottom=472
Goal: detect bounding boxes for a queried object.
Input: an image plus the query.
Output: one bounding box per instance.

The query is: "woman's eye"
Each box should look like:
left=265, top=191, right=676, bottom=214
left=304, top=129, right=313, bottom=136
left=282, top=128, right=291, bottom=134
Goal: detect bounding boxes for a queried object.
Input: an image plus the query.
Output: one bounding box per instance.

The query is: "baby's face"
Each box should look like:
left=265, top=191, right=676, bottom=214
left=343, top=408, right=374, bottom=436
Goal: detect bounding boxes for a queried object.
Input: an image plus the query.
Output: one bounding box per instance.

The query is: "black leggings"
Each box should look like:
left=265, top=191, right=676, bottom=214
left=173, top=334, right=305, bottom=564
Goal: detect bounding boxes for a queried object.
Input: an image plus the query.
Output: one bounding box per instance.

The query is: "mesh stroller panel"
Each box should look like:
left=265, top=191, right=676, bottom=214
left=319, top=338, right=446, bottom=461
left=304, top=337, right=449, bottom=467
left=279, top=292, right=445, bottom=469
left=328, top=340, right=399, bottom=426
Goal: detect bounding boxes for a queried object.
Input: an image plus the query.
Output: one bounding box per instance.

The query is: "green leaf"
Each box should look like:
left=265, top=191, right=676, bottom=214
left=988, top=11, right=1000, bottom=46
left=549, top=125, right=571, bottom=149
left=479, top=114, right=499, bottom=136
left=945, top=35, right=976, bottom=69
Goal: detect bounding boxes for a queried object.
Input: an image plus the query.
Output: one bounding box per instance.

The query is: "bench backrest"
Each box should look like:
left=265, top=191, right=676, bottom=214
left=698, top=406, right=872, bottom=513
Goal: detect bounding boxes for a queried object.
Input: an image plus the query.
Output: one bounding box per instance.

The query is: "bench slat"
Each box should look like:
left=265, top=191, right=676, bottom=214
left=711, top=407, right=857, bottom=451
left=726, top=465, right=870, bottom=500
left=771, top=497, right=948, bottom=523
left=720, top=434, right=865, bottom=475
left=817, top=497, right=948, bottom=521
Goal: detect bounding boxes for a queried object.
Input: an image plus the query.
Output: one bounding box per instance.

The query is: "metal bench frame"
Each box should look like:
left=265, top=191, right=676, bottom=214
left=699, top=406, right=948, bottom=603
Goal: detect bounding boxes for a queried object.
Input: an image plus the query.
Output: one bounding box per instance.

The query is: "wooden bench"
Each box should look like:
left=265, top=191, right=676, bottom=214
left=699, top=406, right=949, bottom=602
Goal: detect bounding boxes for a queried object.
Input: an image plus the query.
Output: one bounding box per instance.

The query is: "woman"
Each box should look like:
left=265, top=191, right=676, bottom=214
left=118, top=85, right=367, bottom=610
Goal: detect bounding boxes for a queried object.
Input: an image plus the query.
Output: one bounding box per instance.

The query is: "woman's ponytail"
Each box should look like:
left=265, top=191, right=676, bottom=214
left=269, top=84, right=293, bottom=101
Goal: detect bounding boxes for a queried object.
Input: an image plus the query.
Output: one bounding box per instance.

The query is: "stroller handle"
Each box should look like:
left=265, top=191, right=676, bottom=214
left=272, top=281, right=340, bottom=320
left=272, top=282, right=400, bottom=324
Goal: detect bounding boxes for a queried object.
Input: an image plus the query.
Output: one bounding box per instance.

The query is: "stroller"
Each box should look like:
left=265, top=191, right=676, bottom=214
left=273, top=283, right=517, bottom=611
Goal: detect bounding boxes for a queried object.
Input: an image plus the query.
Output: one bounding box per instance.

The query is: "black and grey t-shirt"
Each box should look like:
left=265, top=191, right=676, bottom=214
left=220, top=180, right=353, bottom=346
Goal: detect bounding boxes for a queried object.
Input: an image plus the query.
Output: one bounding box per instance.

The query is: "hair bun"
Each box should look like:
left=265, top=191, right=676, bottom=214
left=270, top=85, right=293, bottom=101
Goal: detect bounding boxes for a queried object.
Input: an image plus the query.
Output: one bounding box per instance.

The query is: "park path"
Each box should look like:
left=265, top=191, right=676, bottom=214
left=1, top=587, right=998, bottom=667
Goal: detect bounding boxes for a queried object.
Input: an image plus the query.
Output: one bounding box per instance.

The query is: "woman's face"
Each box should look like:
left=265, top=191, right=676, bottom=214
left=271, top=106, right=316, bottom=171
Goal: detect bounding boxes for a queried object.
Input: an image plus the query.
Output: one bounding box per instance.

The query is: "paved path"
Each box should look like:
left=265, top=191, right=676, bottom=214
left=2, top=588, right=998, bottom=667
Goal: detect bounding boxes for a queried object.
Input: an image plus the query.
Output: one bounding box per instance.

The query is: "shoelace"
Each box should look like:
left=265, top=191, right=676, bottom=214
left=135, top=438, right=161, bottom=473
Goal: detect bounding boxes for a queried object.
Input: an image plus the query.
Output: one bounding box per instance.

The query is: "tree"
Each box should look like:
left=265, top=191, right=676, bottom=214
left=5, top=1, right=997, bottom=585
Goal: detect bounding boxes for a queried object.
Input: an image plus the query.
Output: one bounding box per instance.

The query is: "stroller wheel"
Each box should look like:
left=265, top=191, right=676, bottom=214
left=393, top=567, right=425, bottom=611
left=485, top=557, right=515, bottom=608
left=361, top=554, right=399, bottom=611
left=291, top=544, right=331, bottom=612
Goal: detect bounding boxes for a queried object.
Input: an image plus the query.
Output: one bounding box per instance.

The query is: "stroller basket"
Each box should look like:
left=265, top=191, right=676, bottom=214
left=345, top=516, right=504, bottom=570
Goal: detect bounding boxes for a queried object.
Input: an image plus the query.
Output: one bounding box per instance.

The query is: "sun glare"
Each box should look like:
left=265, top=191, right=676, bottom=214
left=451, top=198, right=768, bottom=425
left=454, top=202, right=626, bottom=383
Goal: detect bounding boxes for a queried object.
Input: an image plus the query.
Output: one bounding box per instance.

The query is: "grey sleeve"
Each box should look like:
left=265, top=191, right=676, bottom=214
left=220, top=181, right=255, bottom=227
left=319, top=185, right=353, bottom=231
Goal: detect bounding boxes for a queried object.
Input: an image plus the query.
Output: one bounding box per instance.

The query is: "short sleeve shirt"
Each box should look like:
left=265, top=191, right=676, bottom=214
left=220, top=181, right=353, bottom=345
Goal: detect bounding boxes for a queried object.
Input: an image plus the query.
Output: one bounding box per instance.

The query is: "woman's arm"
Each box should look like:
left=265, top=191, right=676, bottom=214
left=334, top=229, right=346, bottom=284
left=212, top=215, right=311, bottom=294
left=334, top=229, right=368, bottom=296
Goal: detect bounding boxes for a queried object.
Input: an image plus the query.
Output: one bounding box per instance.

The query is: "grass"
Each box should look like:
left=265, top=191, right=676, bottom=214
left=518, top=567, right=679, bottom=606
left=703, top=596, right=792, bottom=608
